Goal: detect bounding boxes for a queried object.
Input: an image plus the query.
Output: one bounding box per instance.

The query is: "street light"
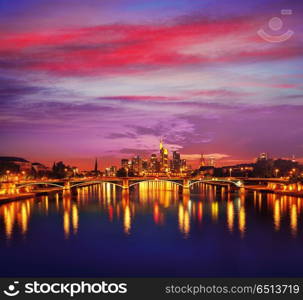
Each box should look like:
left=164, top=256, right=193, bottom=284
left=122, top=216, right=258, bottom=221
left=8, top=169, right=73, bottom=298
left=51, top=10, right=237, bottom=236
left=5, top=170, right=10, bottom=181
left=229, top=168, right=232, bottom=177
left=275, top=169, right=279, bottom=177
left=64, top=168, right=69, bottom=179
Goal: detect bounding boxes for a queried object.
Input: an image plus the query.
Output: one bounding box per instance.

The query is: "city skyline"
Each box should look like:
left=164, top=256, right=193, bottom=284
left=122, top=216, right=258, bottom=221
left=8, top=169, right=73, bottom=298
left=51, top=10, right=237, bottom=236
left=2, top=0, right=303, bottom=285
left=0, top=139, right=300, bottom=173
left=1, top=0, right=303, bottom=170
left=0, top=138, right=302, bottom=172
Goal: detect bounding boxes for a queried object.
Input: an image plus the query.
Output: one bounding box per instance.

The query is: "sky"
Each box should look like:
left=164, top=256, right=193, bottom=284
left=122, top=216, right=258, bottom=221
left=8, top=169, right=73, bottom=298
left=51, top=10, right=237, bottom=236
left=0, top=0, right=302, bottom=169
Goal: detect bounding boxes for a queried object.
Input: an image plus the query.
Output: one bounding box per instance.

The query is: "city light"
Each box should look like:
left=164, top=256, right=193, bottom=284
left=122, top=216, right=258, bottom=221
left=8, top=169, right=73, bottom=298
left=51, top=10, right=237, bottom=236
left=0, top=0, right=303, bottom=283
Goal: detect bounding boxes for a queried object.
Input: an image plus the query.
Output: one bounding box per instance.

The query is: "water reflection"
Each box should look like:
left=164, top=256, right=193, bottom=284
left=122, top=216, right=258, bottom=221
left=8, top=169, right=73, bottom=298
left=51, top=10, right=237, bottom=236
left=197, top=202, right=203, bottom=223
left=211, top=201, right=219, bottom=222
left=178, top=202, right=190, bottom=238
left=238, top=205, right=246, bottom=238
left=124, top=204, right=131, bottom=235
left=274, top=200, right=281, bottom=231
left=290, top=204, right=297, bottom=237
left=0, top=199, right=33, bottom=239
left=227, top=201, right=234, bottom=232
left=266, top=193, right=301, bottom=237
left=0, top=182, right=303, bottom=241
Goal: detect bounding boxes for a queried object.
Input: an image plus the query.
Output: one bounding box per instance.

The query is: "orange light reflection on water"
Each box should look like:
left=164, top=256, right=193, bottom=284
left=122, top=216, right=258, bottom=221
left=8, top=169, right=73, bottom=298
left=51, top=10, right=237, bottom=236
left=1, top=182, right=303, bottom=240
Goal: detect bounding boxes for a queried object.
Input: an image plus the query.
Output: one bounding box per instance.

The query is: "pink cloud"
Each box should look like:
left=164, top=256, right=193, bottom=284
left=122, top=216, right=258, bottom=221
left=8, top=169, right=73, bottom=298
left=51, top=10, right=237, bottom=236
left=97, top=95, right=181, bottom=101
left=188, top=89, right=253, bottom=98
left=96, top=89, right=252, bottom=103
left=3, top=15, right=301, bottom=77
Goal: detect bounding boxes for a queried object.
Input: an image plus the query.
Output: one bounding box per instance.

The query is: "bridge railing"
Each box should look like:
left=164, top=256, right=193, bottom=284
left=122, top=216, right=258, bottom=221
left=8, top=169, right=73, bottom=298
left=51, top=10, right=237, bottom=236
left=13, top=177, right=245, bottom=192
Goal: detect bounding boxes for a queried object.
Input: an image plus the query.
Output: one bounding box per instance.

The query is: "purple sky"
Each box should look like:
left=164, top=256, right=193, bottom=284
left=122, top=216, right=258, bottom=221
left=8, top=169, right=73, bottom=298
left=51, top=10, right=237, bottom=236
left=0, top=0, right=302, bottom=169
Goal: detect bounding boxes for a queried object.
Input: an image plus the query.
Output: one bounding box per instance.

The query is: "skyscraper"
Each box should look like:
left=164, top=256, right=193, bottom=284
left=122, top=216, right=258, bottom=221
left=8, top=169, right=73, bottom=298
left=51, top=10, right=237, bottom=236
left=132, top=155, right=142, bottom=175
left=172, top=151, right=181, bottom=173
left=181, top=159, right=187, bottom=172
left=159, top=139, right=169, bottom=172
left=121, top=159, right=129, bottom=169
left=150, top=154, right=159, bottom=172
left=142, top=159, right=149, bottom=171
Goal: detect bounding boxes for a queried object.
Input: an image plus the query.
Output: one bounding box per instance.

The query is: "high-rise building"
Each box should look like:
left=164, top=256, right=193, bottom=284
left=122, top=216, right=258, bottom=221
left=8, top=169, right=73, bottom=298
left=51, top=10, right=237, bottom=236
left=142, top=159, right=149, bottom=171
left=172, top=151, right=181, bottom=173
left=150, top=154, right=159, bottom=172
left=208, top=156, right=216, bottom=167
left=169, top=160, right=173, bottom=171
left=181, top=159, right=187, bottom=172
left=159, top=139, right=169, bottom=172
left=121, top=159, right=129, bottom=169
left=200, top=154, right=206, bottom=167
left=132, top=155, right=142, bottom=175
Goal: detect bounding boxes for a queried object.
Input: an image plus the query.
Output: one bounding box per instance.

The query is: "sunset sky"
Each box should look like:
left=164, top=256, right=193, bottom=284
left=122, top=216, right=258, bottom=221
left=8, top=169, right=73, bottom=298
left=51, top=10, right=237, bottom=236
left=0, top=0, right=303, bottom=169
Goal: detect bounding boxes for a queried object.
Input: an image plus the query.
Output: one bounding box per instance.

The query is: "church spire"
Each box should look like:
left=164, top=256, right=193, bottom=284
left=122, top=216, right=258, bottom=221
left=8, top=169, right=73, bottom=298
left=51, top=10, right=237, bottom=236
left=200, top=154, right=206, bottom=167
left=94, top=158, right=98, bottom=172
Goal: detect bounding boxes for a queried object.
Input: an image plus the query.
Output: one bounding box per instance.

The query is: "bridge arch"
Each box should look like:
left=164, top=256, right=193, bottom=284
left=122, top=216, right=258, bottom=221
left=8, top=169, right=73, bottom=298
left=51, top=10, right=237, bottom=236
left=70, top=181, right=124, bottom=189
left=17, top=182, right=65, bottom=189
left=128, top=179, right=183, bottom=188
left=189, top=179, right=243, bottom=188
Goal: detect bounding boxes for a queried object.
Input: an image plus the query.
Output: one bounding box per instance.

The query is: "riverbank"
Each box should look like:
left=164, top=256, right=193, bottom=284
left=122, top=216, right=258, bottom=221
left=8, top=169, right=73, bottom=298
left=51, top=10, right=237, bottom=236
left=0, top=193, right=36, bottom=204
left=0, top=187, right=63, bottom=204
left=245, top=185, right=303, bottom=197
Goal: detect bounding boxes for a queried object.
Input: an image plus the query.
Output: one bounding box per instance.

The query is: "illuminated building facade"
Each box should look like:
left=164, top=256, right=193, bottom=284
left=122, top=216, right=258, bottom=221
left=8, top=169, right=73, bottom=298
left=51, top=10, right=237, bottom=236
left=105, top=166, right=117, bottom=176
left=142, top=159, right=149, bottom=172
left=150, top=154, right=159, bottom=172
left=172, top=151, right=181, bottom=173
left=181, top=159, right=187, bottom=172
left=121, top=159, right=129, bottom=170
left=132, top=155, right=142, bottom=175
left=200, top=154, right=206, bottom=167
left=258, top=152, right=268, bottom=161
left=160, top=139, right=169, bottom=172
left=117, top=139, right=188, bottom=176
left=208, top=156, right=216, bottom=167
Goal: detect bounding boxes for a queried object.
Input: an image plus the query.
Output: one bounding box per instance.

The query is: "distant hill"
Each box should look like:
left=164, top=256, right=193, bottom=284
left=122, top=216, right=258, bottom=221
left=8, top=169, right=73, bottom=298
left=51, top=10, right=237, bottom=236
left=0, top=156, right=29, bottom=163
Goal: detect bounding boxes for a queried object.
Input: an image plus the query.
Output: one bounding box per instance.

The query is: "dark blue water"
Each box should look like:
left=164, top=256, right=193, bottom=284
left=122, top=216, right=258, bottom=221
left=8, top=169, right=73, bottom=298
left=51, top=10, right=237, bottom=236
left=0, top=182, right=302, bottom=277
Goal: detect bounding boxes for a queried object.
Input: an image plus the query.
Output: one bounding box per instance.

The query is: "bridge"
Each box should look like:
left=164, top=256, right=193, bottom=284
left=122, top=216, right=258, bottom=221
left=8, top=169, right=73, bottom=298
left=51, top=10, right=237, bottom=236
left=12, top=177, right=244, bottom=192
left=2, top=176, right=302, bottom=200
left=240, top=177, right=289, bottom=183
